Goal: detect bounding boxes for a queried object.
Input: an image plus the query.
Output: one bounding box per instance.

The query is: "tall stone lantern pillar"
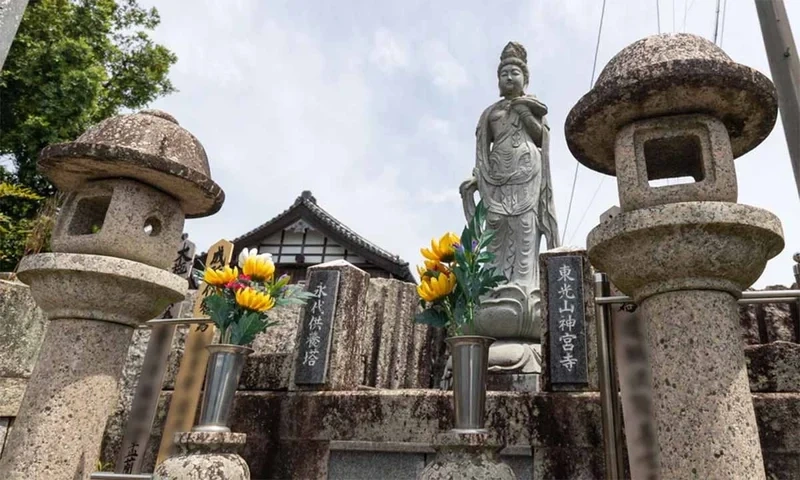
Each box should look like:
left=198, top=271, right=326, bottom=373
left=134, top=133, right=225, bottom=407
left=0, top=110, right=223, bottom=479
left=565, top=34, right=783, bottom=479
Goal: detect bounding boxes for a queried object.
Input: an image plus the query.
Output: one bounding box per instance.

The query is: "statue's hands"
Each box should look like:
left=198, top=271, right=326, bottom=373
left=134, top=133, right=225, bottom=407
left=459, top=176, right=477, bottom=197
left=511, top=97, right=547, bottom=117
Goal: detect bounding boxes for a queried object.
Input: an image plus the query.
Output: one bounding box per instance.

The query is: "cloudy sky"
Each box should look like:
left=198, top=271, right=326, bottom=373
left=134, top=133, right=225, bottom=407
left=140, top=0, right=799, bottom=288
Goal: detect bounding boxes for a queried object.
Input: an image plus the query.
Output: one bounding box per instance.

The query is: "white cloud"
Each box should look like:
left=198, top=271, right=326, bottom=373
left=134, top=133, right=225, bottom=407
left=135, top=0, right=800, bottom=289
left=421, top=39, right=470, bottom=91
left=369, top=28, right=410, bottom=73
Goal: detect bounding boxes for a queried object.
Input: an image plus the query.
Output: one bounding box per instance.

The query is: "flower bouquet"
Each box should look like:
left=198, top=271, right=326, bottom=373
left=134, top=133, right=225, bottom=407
left=191, top=248, right=314, bottom=432
left=414, top=201, right=506, bottom=432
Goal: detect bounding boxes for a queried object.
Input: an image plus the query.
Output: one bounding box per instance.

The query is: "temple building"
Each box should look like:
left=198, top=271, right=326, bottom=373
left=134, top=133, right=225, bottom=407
left=221, top=190, right=414, bottom=283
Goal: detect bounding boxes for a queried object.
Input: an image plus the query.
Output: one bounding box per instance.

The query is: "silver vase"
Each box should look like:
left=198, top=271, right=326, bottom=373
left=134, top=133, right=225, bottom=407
left=193, top=344, right=253, bottom=433
left=446, top=335, right=495, bottom=433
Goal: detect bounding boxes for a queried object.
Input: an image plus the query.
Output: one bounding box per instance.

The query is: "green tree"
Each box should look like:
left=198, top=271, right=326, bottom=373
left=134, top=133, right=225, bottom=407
left=0, top=0, right=177, bottom=271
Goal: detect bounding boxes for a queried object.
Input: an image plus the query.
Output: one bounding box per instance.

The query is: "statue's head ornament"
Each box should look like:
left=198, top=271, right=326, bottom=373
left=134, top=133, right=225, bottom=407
left=497, top=41, right=529, bottom=83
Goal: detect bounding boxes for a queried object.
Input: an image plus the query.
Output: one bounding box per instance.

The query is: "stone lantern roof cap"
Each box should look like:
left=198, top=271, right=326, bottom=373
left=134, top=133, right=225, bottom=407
left=37, top=109, right=224, bottom=218
left=565, top=33, right=777, bottom=176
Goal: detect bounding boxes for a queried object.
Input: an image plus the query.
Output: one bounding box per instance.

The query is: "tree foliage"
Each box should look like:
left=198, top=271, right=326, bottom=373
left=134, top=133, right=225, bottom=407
left=0, top=0, right=177, bottom=270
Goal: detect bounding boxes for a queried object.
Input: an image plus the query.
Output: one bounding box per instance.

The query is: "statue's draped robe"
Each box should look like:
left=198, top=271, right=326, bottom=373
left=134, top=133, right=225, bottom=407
left=475, top=95, right=559, bottom=298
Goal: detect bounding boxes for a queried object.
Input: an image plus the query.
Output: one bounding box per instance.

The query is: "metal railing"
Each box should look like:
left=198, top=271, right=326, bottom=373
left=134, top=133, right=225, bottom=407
left=593, top=277, right=800, bottom=480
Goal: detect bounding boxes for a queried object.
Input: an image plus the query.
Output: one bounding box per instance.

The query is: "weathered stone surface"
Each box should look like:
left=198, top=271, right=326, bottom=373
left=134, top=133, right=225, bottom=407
left=0, top=280, right=46, bottom=380
left=761, top=285, right=796, bottom=343
left=16, top=252, right=186, bottom=327
left=290, top=261, right=370, bottom=391
left=39, top=110, right=223, bottom=218
left=747, top=341, right=800, bottom=392
left=420, top=432, right=516, bottom=480
left=614, top=114, right=737, bottom=211
left=329, top=450, right=426, bottom=480
left=588, top=201, right=784, bottom=302
left=754, top=393, right=800, bottom=458
left=642, top=290, right=765, bottom=478
left=0, top=378, right=25, bottom=417
left=0, top=320, right=135, bottom=479
left=0, top=279, right=47, bottom=416
left=51, top=179, right=185, bottom=269
left=540, top=248, right=598, bottom=392
left=740, top=302, right=762, bottom=344
left=368, top=278, right=427, bottom=389
left=566, top=33, right=777, bottom=174
left=153, top=431, right=249, bottom=480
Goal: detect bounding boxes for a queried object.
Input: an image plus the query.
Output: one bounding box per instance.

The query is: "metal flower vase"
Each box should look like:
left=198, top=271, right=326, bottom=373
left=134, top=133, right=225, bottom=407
left=446, top=335, right=495, bottom=432
left=193, top=344, right=253, bottom=433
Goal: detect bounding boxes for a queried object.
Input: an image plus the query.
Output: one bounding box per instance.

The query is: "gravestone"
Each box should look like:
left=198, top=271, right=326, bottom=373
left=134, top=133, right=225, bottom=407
left=540, top=248, right=597, bottom=392
left=293, top=269, right=341, bottom=385
left=290, top=260, right=370, bottom=391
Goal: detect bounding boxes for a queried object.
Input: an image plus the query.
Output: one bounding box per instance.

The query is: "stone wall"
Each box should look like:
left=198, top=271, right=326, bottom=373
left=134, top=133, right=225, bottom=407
left=0, top=278, right=48, bottom=456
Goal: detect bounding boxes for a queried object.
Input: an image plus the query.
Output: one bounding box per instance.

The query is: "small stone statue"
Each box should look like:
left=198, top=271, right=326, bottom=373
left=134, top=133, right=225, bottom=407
left=460, top=41, right=559, bottom=374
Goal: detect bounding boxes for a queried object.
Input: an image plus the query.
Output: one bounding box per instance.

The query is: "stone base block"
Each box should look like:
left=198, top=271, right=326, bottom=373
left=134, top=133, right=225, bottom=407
left=487, top=373, right=539, bottom=392
left=0, top=378, right=26, bottom=417
left=153, top=431, right=250, bottom=480
left=419, top=431, right=516, bottom=480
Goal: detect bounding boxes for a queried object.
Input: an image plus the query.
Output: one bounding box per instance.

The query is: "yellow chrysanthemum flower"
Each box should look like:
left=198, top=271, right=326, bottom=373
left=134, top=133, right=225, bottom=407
left=241, top=252, right=275, bottom=281
left=203, top=266, right=239, bottom=287
left=417, top=271, right=457, bottom=303
left=416, top=259, right=450, bottom=279
left=235, top=287, right=276, bottom=312
left=421, top=232, right=460, bottom=263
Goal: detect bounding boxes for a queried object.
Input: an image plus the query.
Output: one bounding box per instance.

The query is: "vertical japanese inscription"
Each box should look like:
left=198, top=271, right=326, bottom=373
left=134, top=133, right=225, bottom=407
left=547, top=255, right=589, bottom=385
left=293, top=270, right=340, bottom=385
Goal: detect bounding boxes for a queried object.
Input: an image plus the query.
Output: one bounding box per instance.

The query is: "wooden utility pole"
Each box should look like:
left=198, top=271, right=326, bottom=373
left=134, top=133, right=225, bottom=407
left=756, top=0, right=800, bottom=200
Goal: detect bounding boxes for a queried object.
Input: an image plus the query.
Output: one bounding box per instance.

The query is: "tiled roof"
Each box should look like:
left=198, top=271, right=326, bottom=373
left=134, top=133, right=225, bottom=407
left=231, top=191, right=414, bottom=282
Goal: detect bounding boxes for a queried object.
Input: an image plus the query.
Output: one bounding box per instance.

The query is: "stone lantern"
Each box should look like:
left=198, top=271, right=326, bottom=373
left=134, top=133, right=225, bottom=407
left=0, top=110, right=223, bottom=479
left=565, top=34, right=783, bottom=479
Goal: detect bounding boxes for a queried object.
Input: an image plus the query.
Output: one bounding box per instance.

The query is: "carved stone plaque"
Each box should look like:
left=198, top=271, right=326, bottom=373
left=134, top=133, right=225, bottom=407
left=293, top=270, right=341, bottom=385
left=546, top=254, right=589, bottom=385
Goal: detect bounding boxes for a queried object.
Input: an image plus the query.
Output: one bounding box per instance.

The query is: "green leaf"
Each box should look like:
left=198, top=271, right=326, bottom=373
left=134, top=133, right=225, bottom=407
left=414, top=309, right=448, bottom=328
left=230, top=311, right=269, bottom=345
left=203, top=294, right=234, bottom=331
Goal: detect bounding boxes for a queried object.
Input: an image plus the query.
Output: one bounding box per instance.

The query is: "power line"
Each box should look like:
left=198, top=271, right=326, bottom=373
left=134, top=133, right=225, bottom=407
left=567, top=178, right=606, bottom=245
left=713, top=0, right=722, bottom=44
left=656, top=0, right=661, bottom=33
left=683, top=0, right=688, bottom=32
left=672, top=0, right=676, bottom=32
left=656, top=0, right=661, bottom=35
left=561, top=0, right=607, bottom=242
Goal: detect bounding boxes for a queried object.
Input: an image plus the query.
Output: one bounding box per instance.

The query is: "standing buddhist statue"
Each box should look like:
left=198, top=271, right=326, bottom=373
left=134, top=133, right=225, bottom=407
left=460, top=42, right=560, bottom=374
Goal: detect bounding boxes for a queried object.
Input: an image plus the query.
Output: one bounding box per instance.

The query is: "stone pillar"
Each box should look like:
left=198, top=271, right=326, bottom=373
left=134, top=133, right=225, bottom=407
left=565, top=34, right=784, bottom=479
left=0, top=110, right=223, bottom=479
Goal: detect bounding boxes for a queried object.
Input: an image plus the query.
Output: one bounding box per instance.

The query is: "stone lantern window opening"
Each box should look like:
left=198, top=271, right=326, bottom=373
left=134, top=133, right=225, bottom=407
left=143, top=216, right=162, bottom=237
left=68, top=193, right=112, bottom=235
left=644, top=134, right=705, bottom=187
left=614, top=114, right=737, bottom=211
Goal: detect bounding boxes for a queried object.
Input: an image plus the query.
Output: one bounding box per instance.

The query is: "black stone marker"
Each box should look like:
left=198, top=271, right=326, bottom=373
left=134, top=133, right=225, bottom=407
left=294, top=269, right=341, bottom=385
left=546, top=254, right=589, bottom=385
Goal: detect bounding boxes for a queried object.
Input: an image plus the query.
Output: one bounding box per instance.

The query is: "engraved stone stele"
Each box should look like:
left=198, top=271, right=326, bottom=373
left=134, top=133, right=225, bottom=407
left=0, top=110, right=223, bottom=480
left=459, top=41, right=560, bottom=379
left=565, top=33, right=783, bottom=479
left=153, top=432, right=250, bottom=480
left=418, top=431, right=516, bottom=480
